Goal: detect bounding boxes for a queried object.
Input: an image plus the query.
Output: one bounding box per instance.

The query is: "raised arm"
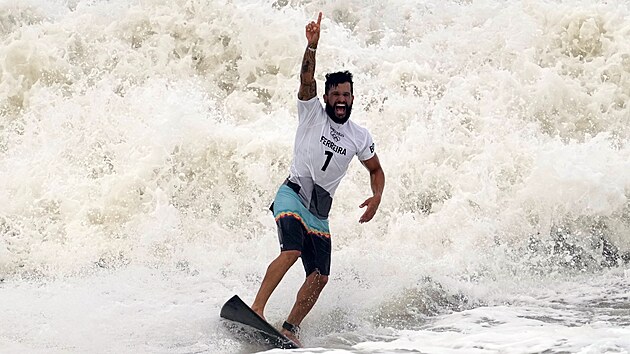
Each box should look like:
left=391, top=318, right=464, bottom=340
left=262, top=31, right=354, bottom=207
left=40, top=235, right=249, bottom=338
left=298, top=12, right=322, bottom=101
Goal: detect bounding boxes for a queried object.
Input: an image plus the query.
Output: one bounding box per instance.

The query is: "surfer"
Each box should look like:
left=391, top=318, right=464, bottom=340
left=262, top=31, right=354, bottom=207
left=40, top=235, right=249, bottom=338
left=250, top=12, right=385, bottom=347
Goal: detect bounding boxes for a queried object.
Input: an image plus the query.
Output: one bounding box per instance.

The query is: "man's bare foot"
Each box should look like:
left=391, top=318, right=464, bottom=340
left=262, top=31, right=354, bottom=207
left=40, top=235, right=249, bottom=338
left=281, top=329, right=302, bottom=347
left=251, top=307, right=265, bottom=321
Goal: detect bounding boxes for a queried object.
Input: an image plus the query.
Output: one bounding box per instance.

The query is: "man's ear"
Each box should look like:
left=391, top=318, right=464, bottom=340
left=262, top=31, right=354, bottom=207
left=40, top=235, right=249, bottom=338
left=323, top=94, right=328, bottom=101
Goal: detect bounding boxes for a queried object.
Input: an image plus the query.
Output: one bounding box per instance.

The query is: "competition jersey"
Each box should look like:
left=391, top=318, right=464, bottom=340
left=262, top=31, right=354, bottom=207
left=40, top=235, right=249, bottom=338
left=288, top=97, right=375, bottom=220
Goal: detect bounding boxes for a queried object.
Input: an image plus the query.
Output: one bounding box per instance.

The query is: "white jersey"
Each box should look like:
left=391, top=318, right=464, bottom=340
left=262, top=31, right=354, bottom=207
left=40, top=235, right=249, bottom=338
left=288, top=97, right=375, bottom=219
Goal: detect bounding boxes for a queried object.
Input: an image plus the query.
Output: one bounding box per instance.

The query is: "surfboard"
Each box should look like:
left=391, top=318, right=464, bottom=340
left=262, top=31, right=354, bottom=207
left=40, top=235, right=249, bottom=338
left=220, top=295, right=300, bottom=349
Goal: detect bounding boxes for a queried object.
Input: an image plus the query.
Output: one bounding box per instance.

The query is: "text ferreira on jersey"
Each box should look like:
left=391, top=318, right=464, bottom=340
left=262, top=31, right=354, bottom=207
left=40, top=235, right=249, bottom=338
left=319, top=136, right=347, bottom=155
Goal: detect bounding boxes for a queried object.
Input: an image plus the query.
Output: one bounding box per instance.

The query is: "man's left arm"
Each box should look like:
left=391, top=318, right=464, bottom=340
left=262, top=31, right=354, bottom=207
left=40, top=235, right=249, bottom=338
left=359, top=154, right=385, bottom=223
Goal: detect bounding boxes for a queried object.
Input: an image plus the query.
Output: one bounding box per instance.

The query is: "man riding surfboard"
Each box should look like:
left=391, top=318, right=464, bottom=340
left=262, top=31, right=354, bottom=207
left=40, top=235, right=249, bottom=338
left=251, top=12, right=385, bottom=347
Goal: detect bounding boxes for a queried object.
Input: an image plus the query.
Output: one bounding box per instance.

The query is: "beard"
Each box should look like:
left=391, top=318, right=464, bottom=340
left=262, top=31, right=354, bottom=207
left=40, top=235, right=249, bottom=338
left=325, top=102, right=353, bottom=124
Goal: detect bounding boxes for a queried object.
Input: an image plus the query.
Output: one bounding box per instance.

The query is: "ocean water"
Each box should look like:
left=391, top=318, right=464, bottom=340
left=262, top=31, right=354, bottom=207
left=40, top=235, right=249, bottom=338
left=1, top=0, right=630, bottom=353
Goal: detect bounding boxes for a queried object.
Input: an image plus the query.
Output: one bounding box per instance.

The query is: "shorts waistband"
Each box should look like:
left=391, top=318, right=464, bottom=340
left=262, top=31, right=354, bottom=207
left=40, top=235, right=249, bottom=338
left=283, top=178, right=301, bottom=195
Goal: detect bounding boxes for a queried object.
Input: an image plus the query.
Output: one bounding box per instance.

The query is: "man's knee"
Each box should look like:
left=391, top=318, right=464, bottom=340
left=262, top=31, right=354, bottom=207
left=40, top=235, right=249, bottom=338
left=318, top=274, right=328, bottom=287
left=309, top=271, right=328, bottom=288
left=278, top=250, right=301, bottom=264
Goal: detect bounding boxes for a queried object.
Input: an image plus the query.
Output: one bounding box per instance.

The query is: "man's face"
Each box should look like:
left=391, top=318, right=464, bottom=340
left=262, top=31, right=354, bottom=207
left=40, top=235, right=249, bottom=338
left=324, top=82, right=353, bottom=123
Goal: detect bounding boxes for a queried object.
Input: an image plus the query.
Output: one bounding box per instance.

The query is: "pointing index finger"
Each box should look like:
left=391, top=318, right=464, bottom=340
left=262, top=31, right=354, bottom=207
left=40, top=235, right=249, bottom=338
left=317, top=12, right=322, bottom=25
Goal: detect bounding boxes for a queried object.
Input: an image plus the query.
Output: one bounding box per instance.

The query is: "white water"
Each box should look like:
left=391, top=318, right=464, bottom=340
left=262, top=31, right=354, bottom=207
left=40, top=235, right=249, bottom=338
left=1, top=0, right=630, bottom=353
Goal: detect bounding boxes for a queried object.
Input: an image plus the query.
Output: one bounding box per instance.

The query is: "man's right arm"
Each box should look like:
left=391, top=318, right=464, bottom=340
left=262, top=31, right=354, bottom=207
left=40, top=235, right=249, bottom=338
left=298, top=12, right=322, bottom=101
left=298, top=46, right=317, bottom=100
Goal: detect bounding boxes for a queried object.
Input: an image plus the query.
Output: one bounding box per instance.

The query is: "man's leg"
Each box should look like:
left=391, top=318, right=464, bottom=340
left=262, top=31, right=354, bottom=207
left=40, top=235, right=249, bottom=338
left=251, top=250, right=301, bottom=319
left=281, top=270, right=328, bottom=341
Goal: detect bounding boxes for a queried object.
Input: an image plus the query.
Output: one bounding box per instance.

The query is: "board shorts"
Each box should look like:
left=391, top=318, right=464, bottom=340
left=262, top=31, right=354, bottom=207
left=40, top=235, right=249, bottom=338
left=270, top=180, right=331, bottom=276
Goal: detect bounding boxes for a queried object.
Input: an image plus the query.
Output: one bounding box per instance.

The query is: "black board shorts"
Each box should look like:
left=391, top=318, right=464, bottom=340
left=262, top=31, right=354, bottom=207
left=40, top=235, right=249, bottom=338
left=271, top=183, right=332, bottom=276
left=276, top=215, right=331, bottom=276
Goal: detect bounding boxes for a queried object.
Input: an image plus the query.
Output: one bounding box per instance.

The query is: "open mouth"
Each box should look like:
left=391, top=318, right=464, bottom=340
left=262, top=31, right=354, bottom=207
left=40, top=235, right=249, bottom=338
left=334, top=104, right=347, bottom=116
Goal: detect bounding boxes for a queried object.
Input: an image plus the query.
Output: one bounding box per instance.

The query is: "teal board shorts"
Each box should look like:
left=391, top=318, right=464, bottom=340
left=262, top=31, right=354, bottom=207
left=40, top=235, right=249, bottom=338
left=271, top=182, right=331, bottom=276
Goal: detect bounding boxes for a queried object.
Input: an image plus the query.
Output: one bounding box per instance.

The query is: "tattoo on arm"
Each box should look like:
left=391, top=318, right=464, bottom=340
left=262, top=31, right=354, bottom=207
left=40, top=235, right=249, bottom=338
left=298, top=47, right=317, bottom=100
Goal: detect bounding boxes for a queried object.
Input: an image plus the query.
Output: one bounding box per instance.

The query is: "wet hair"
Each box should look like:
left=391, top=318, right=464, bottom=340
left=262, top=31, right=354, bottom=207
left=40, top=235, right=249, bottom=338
left=325, top=71, right=354, bottom=95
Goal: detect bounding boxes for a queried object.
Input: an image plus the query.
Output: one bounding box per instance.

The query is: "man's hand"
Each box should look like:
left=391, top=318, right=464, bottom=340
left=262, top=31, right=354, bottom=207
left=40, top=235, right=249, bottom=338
left=305, top=12, right=322, bottom=48
left=359, top=195, right=381, bottom=223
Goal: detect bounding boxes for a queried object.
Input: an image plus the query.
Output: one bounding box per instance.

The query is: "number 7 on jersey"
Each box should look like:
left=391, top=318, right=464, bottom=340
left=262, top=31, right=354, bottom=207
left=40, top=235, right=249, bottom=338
left=321, top=151, right=333, bottom=171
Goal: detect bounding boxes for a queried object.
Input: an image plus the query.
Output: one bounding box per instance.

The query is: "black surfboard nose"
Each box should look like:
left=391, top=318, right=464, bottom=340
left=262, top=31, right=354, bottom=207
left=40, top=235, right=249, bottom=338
left=220, top=294, right=300, bottom=349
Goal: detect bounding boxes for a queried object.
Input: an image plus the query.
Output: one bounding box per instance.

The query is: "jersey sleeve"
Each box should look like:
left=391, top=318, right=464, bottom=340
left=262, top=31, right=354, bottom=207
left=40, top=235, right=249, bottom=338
left=297, top=97, right=323, bottom=125
left=357, top=130, right=376, bottom=161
